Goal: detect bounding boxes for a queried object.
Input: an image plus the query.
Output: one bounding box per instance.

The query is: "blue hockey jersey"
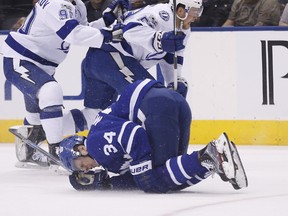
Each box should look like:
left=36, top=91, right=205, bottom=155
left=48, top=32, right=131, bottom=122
left=85, top=79, right=209, bottom=193
left=86, top=79, right=159, bottom=174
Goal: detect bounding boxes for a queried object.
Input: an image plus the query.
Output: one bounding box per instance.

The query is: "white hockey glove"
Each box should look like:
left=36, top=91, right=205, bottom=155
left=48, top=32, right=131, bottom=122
left=73, top=0, right=88, bottom=25
left=167, top=77, right=189, bottom=98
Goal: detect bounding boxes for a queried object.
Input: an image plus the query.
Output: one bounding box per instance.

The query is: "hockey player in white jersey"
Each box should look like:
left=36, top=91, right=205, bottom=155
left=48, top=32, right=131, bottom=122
left=0, top=0, right=128, bottom=167
left=58, top=79, right=248, bottom=193
left=81, top=0, right=203, bottom=112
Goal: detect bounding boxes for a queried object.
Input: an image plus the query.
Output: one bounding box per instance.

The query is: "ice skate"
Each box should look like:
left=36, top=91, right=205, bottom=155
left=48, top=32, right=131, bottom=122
left=13, top=125, right=49, bottom=167
left=199, top=132, right=248, bottom=190
left=228, top=141, right=248, bottom=189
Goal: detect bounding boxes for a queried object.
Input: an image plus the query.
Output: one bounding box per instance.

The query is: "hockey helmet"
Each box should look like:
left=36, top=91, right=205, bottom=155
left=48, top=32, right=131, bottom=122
left=59, top=135, right=86, bottom=171
left=129, top=0, right=169, bottom=10
left=171, top=0, right=203, bottom=19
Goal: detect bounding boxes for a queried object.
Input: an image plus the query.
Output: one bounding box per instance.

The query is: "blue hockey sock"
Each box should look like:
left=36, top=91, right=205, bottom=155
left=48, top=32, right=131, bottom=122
left=161, top=151, right=211, bottom=190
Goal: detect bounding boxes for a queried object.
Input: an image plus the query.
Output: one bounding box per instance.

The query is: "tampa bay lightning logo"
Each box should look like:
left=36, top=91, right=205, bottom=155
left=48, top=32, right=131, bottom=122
left=159, top=11, right=169, bottom=21
left=57, top=41, right=70, bottom=54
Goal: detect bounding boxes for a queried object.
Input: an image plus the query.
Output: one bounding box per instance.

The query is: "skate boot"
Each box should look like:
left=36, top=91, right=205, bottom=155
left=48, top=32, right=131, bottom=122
left=14, top=125, right=48, bottom=167
left=228, top=141, right=248, bottom=189
left=48, top=143, right=60, bottom=162
left=199, top=132, right=247, bottom=189
left=48, top=142, right=64, bottom=173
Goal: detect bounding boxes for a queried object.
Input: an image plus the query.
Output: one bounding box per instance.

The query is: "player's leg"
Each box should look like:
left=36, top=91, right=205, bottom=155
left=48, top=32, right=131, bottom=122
left=3, top=58, right=55, bottom=166
left=85, top=48, right=154, bottom=94
left=158, top=133, right=248, bottom=191
left=139, top=87, right=191, bottom=167
left=170, top=89, right=191, bottom=155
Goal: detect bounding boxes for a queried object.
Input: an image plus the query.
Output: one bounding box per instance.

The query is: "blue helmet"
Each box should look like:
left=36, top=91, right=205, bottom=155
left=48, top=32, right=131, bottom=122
left=59, top=135, right=86, bottom=171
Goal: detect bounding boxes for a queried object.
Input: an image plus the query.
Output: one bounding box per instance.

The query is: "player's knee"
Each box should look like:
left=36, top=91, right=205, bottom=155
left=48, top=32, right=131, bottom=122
left=38, top=81, right=63, bottom=110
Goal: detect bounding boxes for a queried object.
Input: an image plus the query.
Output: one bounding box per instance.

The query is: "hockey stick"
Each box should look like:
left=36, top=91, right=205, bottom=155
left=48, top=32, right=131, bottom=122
left=9, top=127, right=72, bottom=173
left=173, top=0, right=178, bottom=90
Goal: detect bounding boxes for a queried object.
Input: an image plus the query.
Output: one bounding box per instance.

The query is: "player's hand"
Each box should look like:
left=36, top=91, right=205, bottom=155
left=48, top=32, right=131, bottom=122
left=69, top=169, right=112, bottom=191
left=153, top=31, right=186, bottom=53
left=102, top=0, right=129, bottom=26
left=167, top=77, right=189, bottom=98
left=100, top=23, right=123, bottom=43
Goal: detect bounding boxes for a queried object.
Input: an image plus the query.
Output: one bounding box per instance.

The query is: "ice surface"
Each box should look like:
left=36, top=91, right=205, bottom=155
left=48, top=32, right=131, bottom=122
left=0, top=144, right=288, bottom=216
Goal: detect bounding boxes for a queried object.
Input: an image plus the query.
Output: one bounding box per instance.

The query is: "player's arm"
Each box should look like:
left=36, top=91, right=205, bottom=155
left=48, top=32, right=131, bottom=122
left=42, top=1, right=119, bottom=48
left=123, top=23, right=186, bottom=53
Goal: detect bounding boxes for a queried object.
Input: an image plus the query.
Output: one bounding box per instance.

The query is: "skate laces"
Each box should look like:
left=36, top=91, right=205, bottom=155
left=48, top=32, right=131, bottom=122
left=200, top=140, right=224, bottom=174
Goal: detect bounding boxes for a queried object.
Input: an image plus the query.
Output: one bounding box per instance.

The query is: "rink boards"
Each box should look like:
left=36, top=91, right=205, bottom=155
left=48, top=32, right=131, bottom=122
left=1, top=27, right=288, bottom=145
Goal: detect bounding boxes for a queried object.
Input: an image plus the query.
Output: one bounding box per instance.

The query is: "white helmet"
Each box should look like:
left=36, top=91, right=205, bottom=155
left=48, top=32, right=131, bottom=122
left=170, top=0, right=203, bottom=20
left=177, top=0, right=203, bottom=9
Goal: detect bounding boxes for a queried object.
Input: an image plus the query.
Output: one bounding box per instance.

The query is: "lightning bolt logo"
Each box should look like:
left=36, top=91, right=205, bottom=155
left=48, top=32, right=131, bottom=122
left=120, top=67, right=134, bottom=83
left=110, top=52, right=135, bottom=83
left=13, top=59, right=35, bottom=84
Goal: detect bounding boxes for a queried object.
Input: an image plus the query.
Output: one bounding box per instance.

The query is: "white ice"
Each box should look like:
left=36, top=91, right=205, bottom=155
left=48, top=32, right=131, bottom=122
left=0, top=144, right=288, bottom=216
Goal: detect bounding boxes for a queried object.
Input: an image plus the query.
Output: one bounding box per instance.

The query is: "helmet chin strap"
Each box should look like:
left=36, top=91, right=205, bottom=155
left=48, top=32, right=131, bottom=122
left=177, top=13, right=188, bottom=22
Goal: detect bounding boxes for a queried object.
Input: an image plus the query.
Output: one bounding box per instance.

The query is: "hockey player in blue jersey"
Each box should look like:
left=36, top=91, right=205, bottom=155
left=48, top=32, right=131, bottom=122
left=59, top=79, right=248, bottom=193
left=80, top=0, right=203, bottom=112
left=0, top=0, right=128, bottom=167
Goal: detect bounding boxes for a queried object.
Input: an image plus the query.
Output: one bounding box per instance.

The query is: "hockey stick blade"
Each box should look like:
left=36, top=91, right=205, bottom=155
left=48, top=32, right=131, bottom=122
left=9, top=127, right=72, bottom=173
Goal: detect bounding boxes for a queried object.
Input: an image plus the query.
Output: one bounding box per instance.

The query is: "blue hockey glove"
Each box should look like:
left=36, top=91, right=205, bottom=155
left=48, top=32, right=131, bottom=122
left=102, top=0, right=129, bottom=26
left=100, top=23, right=123, bottom=43
left=153, top=31, right=186, bottom=53
left=69, top=169, right=112, bottom=191
left=130, top=160, right=168, bottom=193
left=167, top=77, right=189, bottom=98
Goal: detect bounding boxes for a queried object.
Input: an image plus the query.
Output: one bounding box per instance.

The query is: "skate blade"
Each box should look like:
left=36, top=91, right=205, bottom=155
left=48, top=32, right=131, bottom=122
left=229, top=141, right=248, bottom=189
left=15, top=161, right=49, bottom=170
left=215, top=132, right=236, bottom=180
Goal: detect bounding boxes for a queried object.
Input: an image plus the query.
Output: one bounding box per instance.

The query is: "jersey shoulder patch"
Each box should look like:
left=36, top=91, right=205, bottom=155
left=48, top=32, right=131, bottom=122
left=159, top=10, right=170, bottom=22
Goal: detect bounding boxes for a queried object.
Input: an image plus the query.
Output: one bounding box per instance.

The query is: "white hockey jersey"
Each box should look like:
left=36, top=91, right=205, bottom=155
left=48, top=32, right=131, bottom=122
left=0, top=0, right=105, bottom=75
left=110, top=3, right=191, bottom=84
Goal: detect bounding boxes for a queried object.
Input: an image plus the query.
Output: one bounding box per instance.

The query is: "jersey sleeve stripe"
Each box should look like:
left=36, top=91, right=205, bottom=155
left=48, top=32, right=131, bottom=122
left=164, top=53, right=183, bottom=65
left=117, top=121, right=130, bottom=145
left=177, top=156, right=192, bottom=179
left=56, top=19, right=79, bottom=40
left=126, top=125, right=142, bottom=154
left=165, top=159, right=182, bottom=185
left=5, top=34, right=58, bottom=67
left=129, top=79, right=151, bottom=121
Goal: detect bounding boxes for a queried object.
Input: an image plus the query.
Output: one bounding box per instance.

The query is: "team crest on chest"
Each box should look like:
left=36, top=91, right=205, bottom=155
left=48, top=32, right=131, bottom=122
left=159, top=10, right=169, bottom=21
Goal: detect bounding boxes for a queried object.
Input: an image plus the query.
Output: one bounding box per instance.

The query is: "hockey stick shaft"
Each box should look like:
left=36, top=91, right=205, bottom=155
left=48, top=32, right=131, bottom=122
left=9, top=128, right=72, bottom=173
left=173, top=0, right=178, bottom=90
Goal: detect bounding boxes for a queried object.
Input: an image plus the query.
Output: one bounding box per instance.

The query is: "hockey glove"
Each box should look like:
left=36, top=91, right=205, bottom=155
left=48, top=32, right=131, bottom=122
left=69, top=169, right=112, bottom=191
left=102, top=0, right=129, bottom=26
left=153, top=31, right=186, bottom=53
left=100, top=23, right=123, bottom=43
left=130, top=160, right=168, bottom=193
left=73, top=0, right=88, bottom=25
left=167, top=77, right=189, bottom=98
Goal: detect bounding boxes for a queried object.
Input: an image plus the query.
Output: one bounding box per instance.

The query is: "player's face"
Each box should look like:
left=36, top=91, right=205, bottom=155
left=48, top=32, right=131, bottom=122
left=73, top=156, right=98, bottom=172
left=181, top=6, right=203, bottom=29
left=188, top=7, right=202, bottom=18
